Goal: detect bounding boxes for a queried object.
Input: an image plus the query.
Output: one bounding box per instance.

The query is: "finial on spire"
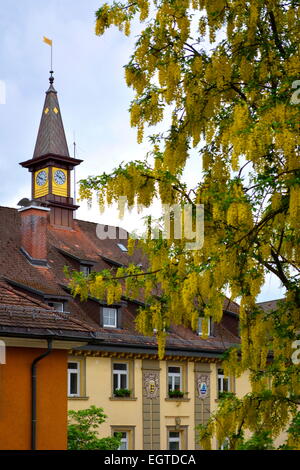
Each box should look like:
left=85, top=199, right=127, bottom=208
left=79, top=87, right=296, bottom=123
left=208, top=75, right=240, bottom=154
left=49, top=70, right=54, bottom=85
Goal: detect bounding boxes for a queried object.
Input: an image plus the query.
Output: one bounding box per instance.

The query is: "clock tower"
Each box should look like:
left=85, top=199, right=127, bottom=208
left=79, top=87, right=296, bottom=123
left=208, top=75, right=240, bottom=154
left=20, top=72, right=82, bottom=228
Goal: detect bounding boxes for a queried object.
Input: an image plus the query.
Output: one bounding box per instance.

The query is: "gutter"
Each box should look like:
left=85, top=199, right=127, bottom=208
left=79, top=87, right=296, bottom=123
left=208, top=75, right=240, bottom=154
left=76, top=342, right=238, bottom=358
left=31, top=338, right=53, bottom=450
left=0, top=328, right=100, bottom=342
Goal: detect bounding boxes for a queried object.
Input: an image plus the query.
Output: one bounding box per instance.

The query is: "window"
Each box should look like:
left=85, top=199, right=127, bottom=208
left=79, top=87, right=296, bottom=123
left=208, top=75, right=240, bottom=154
left=166, top=362, right=188, bottom=399
left=48, top=301, right=64, bottom=312
left=197, top=316, right=212, bottom=336
left=68, top=362, right=80, bottom=397
left=219, top=437, right=230, bottom=450
left=218, top=369, right=230, bottom=394
left=103, top=307, right=117, bottom=328
left=168, top=366, right=182, bottom=392
left=168, top=431, right=181, bottom=450
left=117, top=243, right=128, bottom=252
left=111, top=360, right=134, bottom=399
left=113, top=363, right=128, bottom=391
left=112, top=427, right=135, bottom=449
left=80, top=264, right=91, bottom=276
left=114, top=431, right=128, bottom=450
left=68, top=357, right=86, bottom=398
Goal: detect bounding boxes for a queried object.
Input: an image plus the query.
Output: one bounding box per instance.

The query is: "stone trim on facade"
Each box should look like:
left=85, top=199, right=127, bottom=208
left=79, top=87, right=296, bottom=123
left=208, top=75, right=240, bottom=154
left=194, top=363, right=211, bottom=450
left=142, top=359, right=161, bottom=450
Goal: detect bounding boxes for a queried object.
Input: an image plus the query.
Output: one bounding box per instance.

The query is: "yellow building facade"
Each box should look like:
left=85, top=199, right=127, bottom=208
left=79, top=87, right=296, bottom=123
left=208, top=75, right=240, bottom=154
left=67, top=349, right=240, bottom=450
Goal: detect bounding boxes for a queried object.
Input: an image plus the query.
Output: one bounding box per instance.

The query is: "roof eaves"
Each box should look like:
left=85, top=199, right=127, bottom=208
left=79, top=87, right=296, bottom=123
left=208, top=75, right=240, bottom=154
left=56, top=247, right=98, bottom=265
left=60, top=284, right=123, bottom=307
left=0, top=326, right=102, bottom=342
left=223, top=309, right=239, bottom=318
left=74, top=342, right=229, bottom=358
left=19, top=154, right=83, bottom=169
left=101, top=255, right=125, bottom=268
left=3, top=278, right=46, bottom=297
left=122, top=296, right=147, bottom=308
left=3, top=278, right=71, bottom=301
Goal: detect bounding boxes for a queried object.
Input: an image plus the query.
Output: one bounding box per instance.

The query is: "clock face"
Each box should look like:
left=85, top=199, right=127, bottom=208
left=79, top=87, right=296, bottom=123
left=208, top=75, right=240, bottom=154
left=54, top=169, right=66, bottom=185
left=36, top=170, right=47, bottom=186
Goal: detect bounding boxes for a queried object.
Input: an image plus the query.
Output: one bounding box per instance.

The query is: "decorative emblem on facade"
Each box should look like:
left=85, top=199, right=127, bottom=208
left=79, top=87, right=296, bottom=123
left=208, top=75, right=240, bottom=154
left=196, top=374, right=210, bottom=399
left=144, top=372, right=159, bottom=399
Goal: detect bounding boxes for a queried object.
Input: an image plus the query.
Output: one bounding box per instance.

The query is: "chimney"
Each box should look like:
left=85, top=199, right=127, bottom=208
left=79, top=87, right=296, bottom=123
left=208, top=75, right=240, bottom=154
left=18, top=205, right=50, bottom=266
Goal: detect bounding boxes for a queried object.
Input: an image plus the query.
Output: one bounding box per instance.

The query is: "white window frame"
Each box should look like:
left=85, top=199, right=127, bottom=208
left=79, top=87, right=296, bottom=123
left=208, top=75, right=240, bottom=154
left=168, top=431, right=181, bottom=450
left=218, top=369, right=230, bottom=394
left=113, top=363, right=128, bottom=391
left=220, top=437, right=230, bottom=450
left=115, top=431, right=128, bottom=450
left=197, top=316, right=212, bottom=336
left=48, top=301, right=64, bottom=312
left=168, top=366, right=182, bottom=392
left=80, top=264, right=91, bottom=276
left=68, top=361, right=80, bottom=397
left=103, top=307, right=117, bottom=328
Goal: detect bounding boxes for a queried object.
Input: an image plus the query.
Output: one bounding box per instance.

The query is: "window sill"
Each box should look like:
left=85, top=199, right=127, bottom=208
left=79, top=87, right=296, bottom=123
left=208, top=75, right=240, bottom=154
left=109, top=396, right=138, bottom=401
left=68, top=396, right=90, bottom=400
left=165, top=397, right=190, bottom=402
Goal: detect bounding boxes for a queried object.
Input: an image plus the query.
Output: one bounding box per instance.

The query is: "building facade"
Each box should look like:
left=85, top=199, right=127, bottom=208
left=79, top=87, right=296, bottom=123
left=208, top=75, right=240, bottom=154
left=0, top=282, right=96, bottom=450
left=67, top=352, right=238, bottom=450
left=0, top=71, right=272, bottom=450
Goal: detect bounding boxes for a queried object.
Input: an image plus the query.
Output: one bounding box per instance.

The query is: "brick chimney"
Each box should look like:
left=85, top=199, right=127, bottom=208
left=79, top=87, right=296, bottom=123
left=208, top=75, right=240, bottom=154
left=18, top=205, right=50, bottom=266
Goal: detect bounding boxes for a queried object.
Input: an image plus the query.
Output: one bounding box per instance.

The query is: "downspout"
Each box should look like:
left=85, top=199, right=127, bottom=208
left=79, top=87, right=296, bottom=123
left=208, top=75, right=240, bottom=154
left=31, top=338, right=53, bottom=450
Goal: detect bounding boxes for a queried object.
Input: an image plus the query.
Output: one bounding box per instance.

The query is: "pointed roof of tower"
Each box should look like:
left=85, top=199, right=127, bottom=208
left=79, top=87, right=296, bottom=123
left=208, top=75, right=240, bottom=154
left=32, top=71, right=70, bottom=159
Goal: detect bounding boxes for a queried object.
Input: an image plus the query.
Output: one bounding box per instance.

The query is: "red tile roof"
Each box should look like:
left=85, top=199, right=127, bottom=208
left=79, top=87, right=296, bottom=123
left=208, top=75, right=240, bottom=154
left=0, top=281, right=96, bottom=335
left=257, top=298, right=285, bottom=312
left=0, top=205, right=240, bottom=354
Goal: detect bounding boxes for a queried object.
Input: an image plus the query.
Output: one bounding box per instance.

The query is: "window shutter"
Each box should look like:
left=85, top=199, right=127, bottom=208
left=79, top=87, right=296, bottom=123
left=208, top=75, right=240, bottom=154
left=210, top=318, right=214, bottom=336
left=117, top=308, right=122, bottom=329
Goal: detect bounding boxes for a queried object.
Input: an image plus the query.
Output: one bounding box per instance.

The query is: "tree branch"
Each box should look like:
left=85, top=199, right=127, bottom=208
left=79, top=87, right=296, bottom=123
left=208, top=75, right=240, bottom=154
left=268, top=10, right=286, bottom=59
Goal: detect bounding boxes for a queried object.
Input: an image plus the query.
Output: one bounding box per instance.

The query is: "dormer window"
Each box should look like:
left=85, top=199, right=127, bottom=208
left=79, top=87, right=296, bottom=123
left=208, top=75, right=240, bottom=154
left=48, top=301, right=64, bottom=312
left=103, top=307, right=118, bottom=328
left=117, top=243, right=128, bottom=252
left=80, top=264, right=91, bottom=276
left=197, top=316, right=213, bottom=336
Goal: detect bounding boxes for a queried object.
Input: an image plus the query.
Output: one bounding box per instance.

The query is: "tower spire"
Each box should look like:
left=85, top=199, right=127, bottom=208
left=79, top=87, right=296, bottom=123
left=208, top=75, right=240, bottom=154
left=20, top=71, right=83, bottom=228
left=32, top=73, right=69, bottom=159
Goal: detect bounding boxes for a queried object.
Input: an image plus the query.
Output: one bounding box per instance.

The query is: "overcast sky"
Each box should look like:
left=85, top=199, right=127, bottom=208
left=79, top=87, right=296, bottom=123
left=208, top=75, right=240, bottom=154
left=0, top=0, right=284, bottom=301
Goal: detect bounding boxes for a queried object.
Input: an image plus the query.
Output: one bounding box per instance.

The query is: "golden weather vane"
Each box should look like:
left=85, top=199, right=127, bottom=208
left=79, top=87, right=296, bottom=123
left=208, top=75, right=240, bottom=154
left=43, top=36, right=53, bottom=71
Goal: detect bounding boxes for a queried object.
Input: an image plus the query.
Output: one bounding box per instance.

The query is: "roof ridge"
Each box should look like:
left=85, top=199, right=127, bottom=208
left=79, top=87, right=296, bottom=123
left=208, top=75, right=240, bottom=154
left=257, top=298, right=285, bottom=305
left=224, top=296, right=240, bottom=309
left=0, top=205, right=131, bottom=236
left=0, top=206, right=18, bottom=212
left=76, top=217, right=128, bottom=233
